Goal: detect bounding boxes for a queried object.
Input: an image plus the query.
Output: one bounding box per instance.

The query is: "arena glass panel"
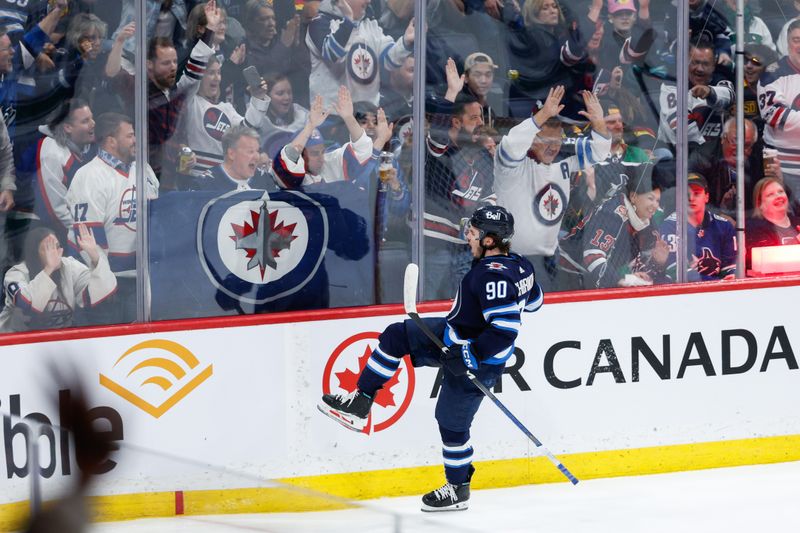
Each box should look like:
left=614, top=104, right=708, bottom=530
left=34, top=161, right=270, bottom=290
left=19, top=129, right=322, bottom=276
left=0, top=0, right=140, bottom=333
left=144, top=0, right=418, bottom=321
left=418, top=0, right=678, bottom=300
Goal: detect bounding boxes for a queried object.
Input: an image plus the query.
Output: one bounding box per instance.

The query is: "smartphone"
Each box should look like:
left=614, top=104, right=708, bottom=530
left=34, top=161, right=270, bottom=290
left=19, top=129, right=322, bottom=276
left=242, top=65, right=262, bottom=90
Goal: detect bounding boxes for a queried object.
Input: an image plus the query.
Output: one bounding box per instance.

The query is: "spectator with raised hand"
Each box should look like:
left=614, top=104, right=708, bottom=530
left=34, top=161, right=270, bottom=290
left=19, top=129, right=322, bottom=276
left=493, top=85, right=611, bottom=291
left=506, top=0, right=588, bottom=119
left=271, top=86, right=373, bottom=188
left=259, top=74, right=310, bottom=144
left=306, top=0, right=414, bottom=109
left=177, top=56, right=270, bottom=181
left=423, top=57, right=495, bottom=299
left=0, top=224, right=116, bottom=332
left=242, top=0, right=304, bottom=82
left=107, top=0, right=219, bottom=187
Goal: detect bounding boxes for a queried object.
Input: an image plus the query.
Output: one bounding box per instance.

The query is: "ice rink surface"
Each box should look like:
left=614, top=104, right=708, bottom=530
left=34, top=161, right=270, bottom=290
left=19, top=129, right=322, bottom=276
left=87, top=460, right=799, bottom=533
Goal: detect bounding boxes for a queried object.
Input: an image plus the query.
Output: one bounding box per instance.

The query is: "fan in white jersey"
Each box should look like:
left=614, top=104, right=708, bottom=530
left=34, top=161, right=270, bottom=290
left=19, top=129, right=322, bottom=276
left=494, top=85, right=611, bottom=291
left=177, top=55, right=269, bottom=179
left=65, top=113, right=158, bottom=324
left=0, top=225, right=116, bottom=332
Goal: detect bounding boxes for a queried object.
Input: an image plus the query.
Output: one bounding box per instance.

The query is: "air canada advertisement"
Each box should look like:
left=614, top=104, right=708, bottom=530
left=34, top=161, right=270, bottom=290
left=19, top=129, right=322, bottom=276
left=1, top=285, right=799, bottom=496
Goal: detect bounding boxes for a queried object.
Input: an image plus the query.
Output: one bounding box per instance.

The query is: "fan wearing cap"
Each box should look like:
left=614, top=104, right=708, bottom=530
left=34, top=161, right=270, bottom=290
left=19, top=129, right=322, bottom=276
left=271, top=87, right=373, bottom=189
left=493, top=84, right=611, bottom=291
left=742, top=44, right=779, bottom=134
left=592, top=0, right=656, bottom=75
left=657, top=172, right=736, bottom=282
left=461, top=52, right=503, bottom=129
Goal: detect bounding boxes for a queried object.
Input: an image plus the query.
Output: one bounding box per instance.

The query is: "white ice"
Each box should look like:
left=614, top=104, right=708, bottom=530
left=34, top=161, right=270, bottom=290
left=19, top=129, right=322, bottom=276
left=87, top=460, right=800, bottom=532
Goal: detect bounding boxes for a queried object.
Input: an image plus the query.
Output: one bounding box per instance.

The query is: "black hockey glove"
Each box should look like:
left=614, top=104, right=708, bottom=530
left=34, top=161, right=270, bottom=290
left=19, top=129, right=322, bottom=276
left=440, top=344, right=479, bottom=377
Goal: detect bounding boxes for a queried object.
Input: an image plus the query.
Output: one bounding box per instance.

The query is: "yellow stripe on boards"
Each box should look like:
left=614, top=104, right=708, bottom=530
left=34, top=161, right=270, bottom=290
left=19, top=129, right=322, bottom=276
left=1, top=434, right=798, bottom=531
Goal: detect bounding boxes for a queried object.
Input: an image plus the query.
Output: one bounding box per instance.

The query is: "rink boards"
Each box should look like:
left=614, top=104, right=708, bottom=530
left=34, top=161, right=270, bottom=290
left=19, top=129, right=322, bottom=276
left=1, top=280, right=800, bottom=527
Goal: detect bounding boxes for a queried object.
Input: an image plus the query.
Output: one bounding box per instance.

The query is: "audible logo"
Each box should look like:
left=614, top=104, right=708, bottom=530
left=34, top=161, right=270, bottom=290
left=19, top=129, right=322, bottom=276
left=100, top=339, right=213, bottom=418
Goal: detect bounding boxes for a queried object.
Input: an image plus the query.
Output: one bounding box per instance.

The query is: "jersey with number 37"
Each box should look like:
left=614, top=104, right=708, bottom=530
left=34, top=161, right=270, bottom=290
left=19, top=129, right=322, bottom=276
left=444, top=253, right=543, bottom=365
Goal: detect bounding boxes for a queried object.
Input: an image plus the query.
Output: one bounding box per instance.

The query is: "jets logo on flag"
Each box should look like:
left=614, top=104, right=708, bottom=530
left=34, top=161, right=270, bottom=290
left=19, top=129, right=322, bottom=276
left=197, top=189, right=328, bottom=304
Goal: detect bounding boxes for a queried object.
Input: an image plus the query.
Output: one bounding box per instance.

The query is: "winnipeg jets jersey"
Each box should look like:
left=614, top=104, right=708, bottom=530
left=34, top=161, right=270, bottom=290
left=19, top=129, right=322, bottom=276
left=307, top=0, right=412, bottom=108
left=658, top=79, right=734, bottom=145
left=758, top=56, right=800, bottom=180
left=0, top=255, right=117, bottom=332
left=444, top=253, right=543, bottom=365
left=65, top=156, right=159, bottom=277
left=494, top=118, right=611, bottom=256
left=271, top=131, right=373, bottom=188
left=179, top=94, right=268, bottom=176
left=30, top=134, right=94, bottom=234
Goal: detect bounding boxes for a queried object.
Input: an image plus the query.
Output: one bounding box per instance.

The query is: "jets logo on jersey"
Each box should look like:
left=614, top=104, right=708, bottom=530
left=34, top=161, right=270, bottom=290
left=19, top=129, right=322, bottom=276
left=198, top=189, right=328, bottom=304
left=203, top=108, right=232, bottom=140
left=347, top=43, right=378, bottom=84
left=533, top=183, right=566, bottom=226
left=113, top=187, right=137, bottom=230
left=452, top=169, right=483, bottom=205
left=487, top=262, right=507, bottom=271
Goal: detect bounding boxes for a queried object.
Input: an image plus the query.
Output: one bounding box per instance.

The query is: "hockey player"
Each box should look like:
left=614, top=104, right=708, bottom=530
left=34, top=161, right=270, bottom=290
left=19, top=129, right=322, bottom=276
left=306, top=0, right=415, bottom=109
left=0, top=224, right=116, bottom=332
left=493, top=85, right=611, bottom=291
left=319, top=205, right=543, bottom=512
left=758, top=19, right=800, bottom=197
left=658, top=173, right=736, bottom=282
left=65, top=113, right=159, bottom=324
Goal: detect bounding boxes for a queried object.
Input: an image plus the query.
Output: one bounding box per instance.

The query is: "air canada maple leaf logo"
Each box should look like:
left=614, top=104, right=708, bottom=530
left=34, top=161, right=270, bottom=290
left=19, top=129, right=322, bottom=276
left=230, top=201, right=297, bottom=278
left=322, top=332, right=416, bottom=434
left=335, top=345, right=403, bottom=409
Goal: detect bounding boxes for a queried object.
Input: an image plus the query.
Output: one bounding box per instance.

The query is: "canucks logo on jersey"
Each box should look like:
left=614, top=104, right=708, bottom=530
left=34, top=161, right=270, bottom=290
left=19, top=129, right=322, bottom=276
left=197, top=189, right=328, bottom=304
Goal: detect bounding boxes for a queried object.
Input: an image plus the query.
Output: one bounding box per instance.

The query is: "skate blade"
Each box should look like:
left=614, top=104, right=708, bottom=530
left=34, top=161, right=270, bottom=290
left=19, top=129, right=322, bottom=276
left=317, top=402, right=368, bottom=433
left=420, top=501, right=469, bottom=512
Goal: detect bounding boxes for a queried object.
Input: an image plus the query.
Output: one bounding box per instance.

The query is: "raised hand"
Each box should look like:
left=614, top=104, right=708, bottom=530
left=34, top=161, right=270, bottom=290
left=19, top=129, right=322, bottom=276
left=338, top=0, right=354, bottom=20
left=115, top=22, right=136, bottom=45
left=404, top=17, right=415, bottom=47
left=539, top=85, right=565, bottom=121
left=76, top=224, right=100, bottom=267
left=444, top=57, right=465, bottom=102
left=334, top=85, right=354, bottom=118
left=281, top=15, right=301, bottom=47
left=230, top=43, right=246, bottom=65
left=578, top=90, right=604, bottom=126
left=375, top=107, right=394, bottom=146
left=204, top=0, right=222, bottom=34
left=41, top=234, right=63, bottom=275
left=308, top=95, right=330, bottom=128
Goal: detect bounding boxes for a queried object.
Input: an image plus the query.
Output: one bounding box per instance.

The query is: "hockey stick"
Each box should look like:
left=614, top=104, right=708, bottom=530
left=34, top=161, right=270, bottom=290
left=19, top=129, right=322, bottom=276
left=403, top=263, right=579, bottom=485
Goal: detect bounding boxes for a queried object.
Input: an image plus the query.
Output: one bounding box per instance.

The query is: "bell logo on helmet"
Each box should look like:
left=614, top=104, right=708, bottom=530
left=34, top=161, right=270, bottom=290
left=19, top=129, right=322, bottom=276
left=485, top=211, right=502, bottom=220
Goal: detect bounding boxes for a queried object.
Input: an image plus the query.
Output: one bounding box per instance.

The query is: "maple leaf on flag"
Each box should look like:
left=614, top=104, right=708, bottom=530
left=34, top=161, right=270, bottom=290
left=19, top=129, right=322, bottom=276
left=229, top=204, right=298, bottom=277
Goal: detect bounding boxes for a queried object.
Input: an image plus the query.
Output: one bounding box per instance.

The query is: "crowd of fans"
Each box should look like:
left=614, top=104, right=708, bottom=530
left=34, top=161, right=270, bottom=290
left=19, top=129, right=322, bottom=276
left=1, top=0, right=799, bottom=332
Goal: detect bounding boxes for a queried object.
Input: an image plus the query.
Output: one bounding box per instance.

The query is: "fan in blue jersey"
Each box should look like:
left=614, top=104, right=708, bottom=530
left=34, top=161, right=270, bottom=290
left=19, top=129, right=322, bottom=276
left=658, top=172, right=736, bottom=282
left=318, top=205, right=543, bottom=512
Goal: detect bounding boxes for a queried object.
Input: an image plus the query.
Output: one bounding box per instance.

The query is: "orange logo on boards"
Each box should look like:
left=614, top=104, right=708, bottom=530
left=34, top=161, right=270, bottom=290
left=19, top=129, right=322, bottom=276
left=99, top=339, right=213, bottom=418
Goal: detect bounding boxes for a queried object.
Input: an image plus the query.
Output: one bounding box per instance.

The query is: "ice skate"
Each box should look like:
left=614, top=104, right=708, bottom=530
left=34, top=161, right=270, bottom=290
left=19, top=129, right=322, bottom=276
left=318, top=390, right=374, bottom=432
left=420, top=479, right=471, bottom=512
